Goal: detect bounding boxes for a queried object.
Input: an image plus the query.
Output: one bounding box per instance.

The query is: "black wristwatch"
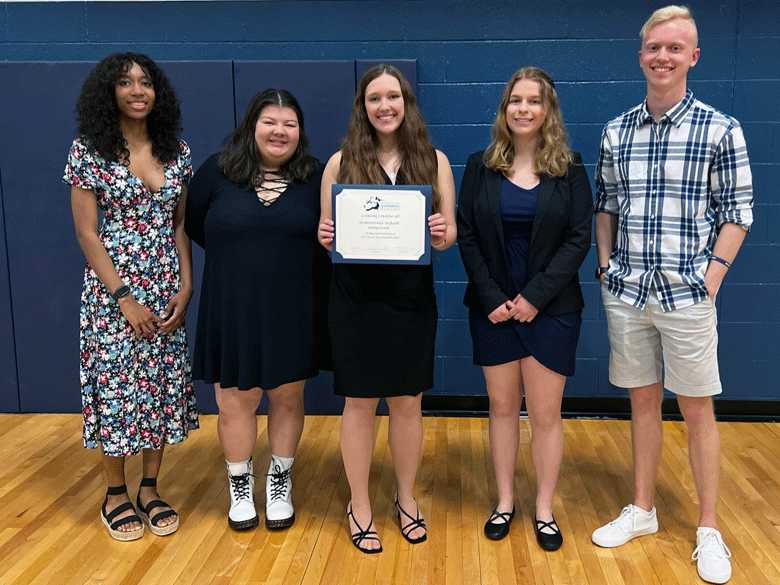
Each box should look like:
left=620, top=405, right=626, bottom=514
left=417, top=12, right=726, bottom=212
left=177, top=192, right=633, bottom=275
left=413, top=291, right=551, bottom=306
left=111, top=284, right=131, bottom=301
left=595, top=266, right=609, bottom=280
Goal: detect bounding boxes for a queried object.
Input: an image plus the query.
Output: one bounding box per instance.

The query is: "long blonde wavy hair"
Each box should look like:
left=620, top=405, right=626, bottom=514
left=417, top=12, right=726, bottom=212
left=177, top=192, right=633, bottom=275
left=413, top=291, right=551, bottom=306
left=338, top=64, right=441, bottom=213
left=484, top=67, right=572, bottom=178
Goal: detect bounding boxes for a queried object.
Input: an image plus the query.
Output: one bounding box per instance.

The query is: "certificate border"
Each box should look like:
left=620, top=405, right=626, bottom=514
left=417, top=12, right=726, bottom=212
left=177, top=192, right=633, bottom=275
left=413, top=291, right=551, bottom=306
left=331, top=184, right=432, bottom=265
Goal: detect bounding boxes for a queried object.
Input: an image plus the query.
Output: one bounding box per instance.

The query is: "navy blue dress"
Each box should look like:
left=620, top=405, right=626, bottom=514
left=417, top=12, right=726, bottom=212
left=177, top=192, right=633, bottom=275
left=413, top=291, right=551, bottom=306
left=468, top=178, right=581, bottom=376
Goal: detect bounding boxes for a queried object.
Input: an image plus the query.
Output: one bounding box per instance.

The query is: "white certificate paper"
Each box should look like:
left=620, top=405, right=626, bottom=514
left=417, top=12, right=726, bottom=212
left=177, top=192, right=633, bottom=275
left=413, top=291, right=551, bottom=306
left=331, top=184, right=432, bottom=264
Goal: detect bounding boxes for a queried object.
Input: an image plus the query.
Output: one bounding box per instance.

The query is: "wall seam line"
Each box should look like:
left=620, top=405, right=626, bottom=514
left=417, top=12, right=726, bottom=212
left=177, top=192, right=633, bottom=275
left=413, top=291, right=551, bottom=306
left=0, top=165, right=21, bottom=413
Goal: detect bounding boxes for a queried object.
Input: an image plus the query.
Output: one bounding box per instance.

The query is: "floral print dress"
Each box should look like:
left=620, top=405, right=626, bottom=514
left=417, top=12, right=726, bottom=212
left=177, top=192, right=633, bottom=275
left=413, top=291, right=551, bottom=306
left=63, top=138, right=199, bottom=456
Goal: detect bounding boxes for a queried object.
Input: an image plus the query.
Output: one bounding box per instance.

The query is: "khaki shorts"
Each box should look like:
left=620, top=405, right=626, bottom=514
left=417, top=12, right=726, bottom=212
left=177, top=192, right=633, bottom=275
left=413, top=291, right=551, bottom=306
left=601, top=285, right=721, bottom=397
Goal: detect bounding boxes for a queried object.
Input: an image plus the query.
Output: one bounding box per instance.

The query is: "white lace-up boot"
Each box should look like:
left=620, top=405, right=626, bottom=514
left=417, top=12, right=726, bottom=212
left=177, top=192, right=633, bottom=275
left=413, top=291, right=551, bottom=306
left=226, top=458, right=259, bottom=531
left=265, top=455, right=295, bottom=529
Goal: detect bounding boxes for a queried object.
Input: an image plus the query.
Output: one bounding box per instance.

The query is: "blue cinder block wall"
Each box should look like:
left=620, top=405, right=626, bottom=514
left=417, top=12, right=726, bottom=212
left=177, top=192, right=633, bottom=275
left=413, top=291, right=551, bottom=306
left=0, top=0, right=778, bottom=412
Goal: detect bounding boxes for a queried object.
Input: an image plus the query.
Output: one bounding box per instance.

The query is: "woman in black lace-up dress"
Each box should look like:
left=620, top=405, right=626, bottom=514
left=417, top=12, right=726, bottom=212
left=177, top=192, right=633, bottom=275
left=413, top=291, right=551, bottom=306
left=186, top=89, right=326, bottom=533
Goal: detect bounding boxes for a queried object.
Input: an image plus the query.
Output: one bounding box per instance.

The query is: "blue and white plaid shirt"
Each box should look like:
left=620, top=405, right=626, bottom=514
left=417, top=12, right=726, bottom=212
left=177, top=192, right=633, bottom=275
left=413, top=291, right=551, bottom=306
left=595, top=90, right=753, bottom=312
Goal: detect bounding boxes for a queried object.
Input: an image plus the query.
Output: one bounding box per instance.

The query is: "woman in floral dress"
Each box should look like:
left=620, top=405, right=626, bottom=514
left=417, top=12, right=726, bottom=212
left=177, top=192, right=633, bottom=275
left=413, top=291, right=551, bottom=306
left=64, top=52, right=198, bottom=541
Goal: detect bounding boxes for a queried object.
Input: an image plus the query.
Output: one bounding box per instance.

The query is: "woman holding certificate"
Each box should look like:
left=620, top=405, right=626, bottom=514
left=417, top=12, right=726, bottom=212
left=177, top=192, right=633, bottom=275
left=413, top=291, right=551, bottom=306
left=318, top=64, right=456, bottom=553
left=185, top=89, right=324, bottom=532
left=457, top=67, right=592, bottom=550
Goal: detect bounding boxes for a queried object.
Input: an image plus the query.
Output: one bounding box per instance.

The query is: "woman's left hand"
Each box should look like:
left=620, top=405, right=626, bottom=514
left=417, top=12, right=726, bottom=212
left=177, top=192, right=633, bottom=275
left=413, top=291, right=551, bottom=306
left=158, top=289, right=193, bottom=334
left=510, top=294, right=538, bottom=322
left=428, top=213, right=447, bottom=246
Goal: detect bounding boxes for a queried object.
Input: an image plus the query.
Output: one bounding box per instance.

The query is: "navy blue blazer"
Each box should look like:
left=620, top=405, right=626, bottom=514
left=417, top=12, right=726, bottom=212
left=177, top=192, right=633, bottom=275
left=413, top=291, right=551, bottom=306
left=457, top=150, right=593, bottom=316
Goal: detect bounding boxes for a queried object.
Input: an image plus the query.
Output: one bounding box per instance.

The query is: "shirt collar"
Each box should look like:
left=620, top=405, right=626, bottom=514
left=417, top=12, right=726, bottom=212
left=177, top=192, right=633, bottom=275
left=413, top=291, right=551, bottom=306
left=637, top=89, right=695, bottom=128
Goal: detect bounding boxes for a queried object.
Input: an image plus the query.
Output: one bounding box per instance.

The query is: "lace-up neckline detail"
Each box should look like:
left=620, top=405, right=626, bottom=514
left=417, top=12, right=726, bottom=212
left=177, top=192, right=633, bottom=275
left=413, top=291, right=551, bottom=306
left=254, top=170, right=289, bottom=206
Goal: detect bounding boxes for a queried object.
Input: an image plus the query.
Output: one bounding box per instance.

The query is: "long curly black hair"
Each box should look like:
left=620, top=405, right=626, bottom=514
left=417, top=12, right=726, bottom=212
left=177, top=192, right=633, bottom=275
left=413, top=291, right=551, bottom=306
left=219, top=88, right=319, bottom=185
left=75, top=52, right=182, bottom=164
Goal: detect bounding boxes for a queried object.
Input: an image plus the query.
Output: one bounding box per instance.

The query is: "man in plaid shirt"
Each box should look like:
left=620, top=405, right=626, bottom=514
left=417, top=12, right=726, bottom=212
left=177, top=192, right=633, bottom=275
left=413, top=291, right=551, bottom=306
left=591, top=6, right=753, bottom=584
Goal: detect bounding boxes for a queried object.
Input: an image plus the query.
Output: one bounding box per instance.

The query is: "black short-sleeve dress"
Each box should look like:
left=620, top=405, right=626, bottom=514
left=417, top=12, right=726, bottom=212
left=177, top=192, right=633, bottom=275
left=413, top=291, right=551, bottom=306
left=329, top=169, right=438, bottom=398
left=185, top=154, right=326, bottom=391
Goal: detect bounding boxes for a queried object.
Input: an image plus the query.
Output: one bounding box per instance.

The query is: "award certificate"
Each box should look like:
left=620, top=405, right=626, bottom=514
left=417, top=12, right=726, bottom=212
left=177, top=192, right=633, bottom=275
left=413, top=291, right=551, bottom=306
left=331, top=184, right=431, bottom=264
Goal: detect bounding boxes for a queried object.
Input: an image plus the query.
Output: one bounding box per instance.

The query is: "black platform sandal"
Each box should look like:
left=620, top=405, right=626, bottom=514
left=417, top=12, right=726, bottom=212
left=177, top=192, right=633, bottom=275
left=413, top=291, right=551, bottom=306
left=101, top=484, right=144, bottom=541
left=347, top=503, right=383, bottom=554
left=136, top=477, right=179, bottom=536
left=394, top=493, right=427, bottom=544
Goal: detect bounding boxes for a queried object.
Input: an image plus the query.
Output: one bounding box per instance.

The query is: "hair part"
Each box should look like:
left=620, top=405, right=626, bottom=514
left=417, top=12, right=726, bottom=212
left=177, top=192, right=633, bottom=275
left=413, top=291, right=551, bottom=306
left=484, top=66, right=572, bottom=178
left=640, top=5, right=698, bottom=47
left=218, top=88, right=318, bottom=185
left=337, top=64, right=441, bottom=213
left=76, top=52, right=182, bottom=164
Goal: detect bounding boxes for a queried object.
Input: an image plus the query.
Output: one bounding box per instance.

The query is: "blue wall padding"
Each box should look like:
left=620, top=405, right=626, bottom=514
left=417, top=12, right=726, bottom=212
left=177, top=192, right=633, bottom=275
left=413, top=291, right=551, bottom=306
left=163, top=61, right=238, bottom=415
left=0, top=0, right=778, bottom=411
left=0, top=62, right=96, bottom=413
left=0, top=167, right=19, bottom=412
left=0, top=59, right=419, bottom=414
left=233, top=61, right=356, bottom=163
left=0, top=61, right=234, bottom=413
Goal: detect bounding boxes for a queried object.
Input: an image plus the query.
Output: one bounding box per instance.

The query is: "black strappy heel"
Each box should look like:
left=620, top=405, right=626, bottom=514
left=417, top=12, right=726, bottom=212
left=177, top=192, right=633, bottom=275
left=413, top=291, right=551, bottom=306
left=347, top=503, right=383, bottom=554
left=394, top=493, right=427, bottom=544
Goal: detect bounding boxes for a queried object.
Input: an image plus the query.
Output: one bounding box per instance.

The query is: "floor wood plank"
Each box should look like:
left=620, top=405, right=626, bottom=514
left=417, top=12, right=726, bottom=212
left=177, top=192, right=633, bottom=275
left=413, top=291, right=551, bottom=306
left=0, top=415, right=778, bottom=584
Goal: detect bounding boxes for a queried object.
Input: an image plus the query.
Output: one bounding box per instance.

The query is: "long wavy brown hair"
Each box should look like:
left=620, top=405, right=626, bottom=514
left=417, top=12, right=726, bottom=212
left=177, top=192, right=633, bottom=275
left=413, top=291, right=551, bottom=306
left=338, top=64, right=441, bottom=212
left=484, top=67, right=572, bottom=178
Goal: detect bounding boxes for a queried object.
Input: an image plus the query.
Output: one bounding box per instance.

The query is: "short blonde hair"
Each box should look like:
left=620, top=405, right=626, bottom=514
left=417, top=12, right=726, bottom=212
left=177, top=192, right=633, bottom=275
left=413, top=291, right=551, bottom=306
left=640, top=5, right=698, bottom=47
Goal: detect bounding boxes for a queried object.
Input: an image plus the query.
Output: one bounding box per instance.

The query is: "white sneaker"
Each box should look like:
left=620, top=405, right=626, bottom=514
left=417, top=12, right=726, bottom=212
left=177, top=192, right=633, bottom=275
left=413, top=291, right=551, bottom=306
left=592, top=504, right=658, bottom=547
left=265, top=455, right=294, bottom=530
left=226, top=458, right=259, bottom=531
left=692, top=527, right=732, bottom=584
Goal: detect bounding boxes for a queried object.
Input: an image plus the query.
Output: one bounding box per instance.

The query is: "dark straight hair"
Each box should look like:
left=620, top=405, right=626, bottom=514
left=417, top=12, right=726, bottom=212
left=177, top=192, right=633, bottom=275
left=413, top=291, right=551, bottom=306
left=218, top=88, right=318, bottom=185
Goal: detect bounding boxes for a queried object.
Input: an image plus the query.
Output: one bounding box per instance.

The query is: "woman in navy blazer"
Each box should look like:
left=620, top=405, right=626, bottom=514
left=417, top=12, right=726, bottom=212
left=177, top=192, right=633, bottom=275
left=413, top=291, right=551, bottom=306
left=457, top=67, right=592, bottom=549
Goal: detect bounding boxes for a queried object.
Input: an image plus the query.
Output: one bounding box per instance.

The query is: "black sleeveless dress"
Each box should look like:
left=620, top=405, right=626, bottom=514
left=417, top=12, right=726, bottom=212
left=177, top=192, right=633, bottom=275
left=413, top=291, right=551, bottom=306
left=329, top=169, right=437, bottom=397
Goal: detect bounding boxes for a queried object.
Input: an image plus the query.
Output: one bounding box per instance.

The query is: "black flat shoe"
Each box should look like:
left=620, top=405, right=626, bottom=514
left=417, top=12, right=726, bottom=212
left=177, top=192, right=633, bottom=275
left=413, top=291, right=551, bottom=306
left=484, top=507, right=515, bottom=540
left=535, top=516, right=563, bottom=551
left=395, top=494, right=427, bottom=544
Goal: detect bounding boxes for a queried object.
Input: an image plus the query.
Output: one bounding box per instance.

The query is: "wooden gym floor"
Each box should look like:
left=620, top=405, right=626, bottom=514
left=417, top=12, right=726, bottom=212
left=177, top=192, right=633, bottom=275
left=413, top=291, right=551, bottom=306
left=0, top=414, right=778, bottom=584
